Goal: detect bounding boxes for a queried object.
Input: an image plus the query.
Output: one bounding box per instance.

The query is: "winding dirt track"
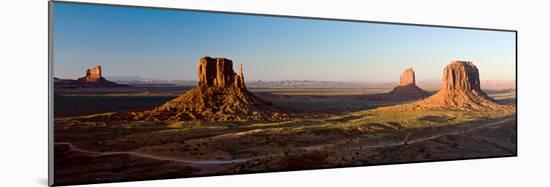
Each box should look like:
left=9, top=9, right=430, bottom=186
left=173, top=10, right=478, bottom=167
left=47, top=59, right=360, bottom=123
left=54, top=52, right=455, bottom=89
left=55, top=117, right=515, bottom=166
left=55, top=142, right=250, bottom=165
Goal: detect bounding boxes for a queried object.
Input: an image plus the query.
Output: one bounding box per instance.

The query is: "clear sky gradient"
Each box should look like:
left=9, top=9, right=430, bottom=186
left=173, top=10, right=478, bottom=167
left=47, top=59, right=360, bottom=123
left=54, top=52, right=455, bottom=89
left=53, top=2, right=516, bottom=82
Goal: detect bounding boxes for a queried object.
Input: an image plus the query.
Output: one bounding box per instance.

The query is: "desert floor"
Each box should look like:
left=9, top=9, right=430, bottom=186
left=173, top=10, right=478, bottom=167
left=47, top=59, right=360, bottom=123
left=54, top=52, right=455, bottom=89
left=53, top=85, right=516, bottom=185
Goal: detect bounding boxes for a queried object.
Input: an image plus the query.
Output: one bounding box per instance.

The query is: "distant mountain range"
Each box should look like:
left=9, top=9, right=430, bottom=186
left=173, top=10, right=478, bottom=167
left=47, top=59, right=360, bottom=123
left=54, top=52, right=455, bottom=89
left=105, top=76, right=148, bottom=81
left=106, top=77, right=515, bottom=90
left=246, top=80, right=394, bottom=88
left=105, top=77, right=196, bottom=86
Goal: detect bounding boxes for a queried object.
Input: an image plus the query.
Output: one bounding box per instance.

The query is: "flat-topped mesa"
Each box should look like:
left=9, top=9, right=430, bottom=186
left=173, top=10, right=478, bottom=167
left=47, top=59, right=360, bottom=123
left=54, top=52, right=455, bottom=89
left=413, top=60, right=510, bottom=111
left=197, top=57, right=245, bottom=89
left=399, top=68, right=416, bottom=86
left=442, top=61, right=481, bottom=92
left=78, top=65, right=106, bottom=82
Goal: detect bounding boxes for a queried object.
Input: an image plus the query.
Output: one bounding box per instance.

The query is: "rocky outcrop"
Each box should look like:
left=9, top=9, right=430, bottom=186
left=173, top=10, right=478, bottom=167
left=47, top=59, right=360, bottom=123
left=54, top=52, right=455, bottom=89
left=414, top=61, right=510, bottom=111
left=135, top=57, right=289, bottom=122
left=368, top=68, right=430, bottom=101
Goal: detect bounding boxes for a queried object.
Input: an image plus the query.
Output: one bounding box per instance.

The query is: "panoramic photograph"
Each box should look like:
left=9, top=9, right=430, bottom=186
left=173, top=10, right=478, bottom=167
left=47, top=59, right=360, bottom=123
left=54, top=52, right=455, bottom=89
left=52, top=2, right=516, bottom=186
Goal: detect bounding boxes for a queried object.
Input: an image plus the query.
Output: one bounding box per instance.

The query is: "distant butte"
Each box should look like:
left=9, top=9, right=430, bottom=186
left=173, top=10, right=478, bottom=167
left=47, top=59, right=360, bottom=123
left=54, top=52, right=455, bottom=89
left=54, top=65, right=122, bottom=88
left=78, top=65, right=106, bottom=82
left=134, top=56, right=289, bottom=121
left=368, top=68, right=430, bottom=101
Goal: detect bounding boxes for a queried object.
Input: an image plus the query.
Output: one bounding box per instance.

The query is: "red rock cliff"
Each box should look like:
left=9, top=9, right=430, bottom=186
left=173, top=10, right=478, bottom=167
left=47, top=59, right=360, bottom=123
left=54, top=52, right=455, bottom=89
left=197, top=57, right=245, bottom=89
left=441, top=61, right=481, bottom=92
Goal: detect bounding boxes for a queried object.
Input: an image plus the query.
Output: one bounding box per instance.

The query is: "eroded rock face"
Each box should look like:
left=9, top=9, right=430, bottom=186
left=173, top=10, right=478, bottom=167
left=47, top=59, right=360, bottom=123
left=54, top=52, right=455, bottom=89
left=414, top=61, right=509, bottom=111
left=198, top=57, right=245, bottom=89
left=197, top=57, right=217, bottom=87
left=399, top=68, right=416, bottom=86
left=441, top=61, right=481, bottom=92
left=78, top=65, right=105, bottom=82
left=136, top=56, right=287, bottom=122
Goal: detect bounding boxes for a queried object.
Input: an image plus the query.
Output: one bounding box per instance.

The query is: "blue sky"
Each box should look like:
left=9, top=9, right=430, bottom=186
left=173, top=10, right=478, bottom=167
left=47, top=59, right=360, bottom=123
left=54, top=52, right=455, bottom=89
left=53, top=2, right=515, bottom=82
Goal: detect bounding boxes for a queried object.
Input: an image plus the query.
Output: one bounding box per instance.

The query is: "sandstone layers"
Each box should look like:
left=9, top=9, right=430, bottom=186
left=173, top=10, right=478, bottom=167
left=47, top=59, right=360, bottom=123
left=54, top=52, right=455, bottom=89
left=135, top=57, right=288, bottom=121
left=413, top=61, right=510, bottom=111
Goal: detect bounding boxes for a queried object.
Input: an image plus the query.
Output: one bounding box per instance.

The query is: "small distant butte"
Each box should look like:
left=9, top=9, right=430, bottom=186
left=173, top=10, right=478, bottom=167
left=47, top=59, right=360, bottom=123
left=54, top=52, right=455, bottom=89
left=54, top=65, right=124, bottom=88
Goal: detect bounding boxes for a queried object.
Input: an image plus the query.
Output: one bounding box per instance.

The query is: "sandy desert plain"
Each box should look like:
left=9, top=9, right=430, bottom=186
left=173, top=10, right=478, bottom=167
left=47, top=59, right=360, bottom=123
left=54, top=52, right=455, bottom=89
left=52, top=58, right=516, bottom=185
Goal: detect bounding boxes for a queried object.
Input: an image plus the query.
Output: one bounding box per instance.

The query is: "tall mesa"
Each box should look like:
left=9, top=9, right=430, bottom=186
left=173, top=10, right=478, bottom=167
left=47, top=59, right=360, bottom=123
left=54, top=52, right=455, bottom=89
left=134, top=56, right=288, bottom=121
left=413, top=61, right=511, bottom=111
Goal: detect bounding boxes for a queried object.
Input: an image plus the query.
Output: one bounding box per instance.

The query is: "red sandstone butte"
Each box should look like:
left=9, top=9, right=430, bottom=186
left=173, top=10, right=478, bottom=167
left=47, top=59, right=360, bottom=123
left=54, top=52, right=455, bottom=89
left=135, top=56, right=288, bottom=121
left=414, top=61, right=511, bottom=111
left=78, top=65, right=106, bottom=82
left=369, top=68, right=430, bottom=101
